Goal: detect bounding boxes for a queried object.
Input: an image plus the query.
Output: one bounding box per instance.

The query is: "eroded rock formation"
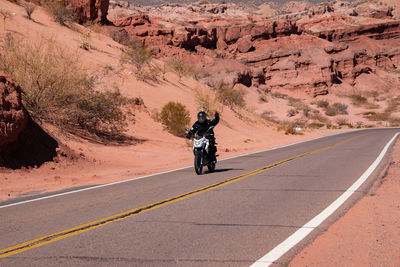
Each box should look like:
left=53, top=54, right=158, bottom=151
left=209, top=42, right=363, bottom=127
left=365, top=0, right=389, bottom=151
left=108, top=0, right=400, bottom=97
left=0, top=73, right=28, bottom=148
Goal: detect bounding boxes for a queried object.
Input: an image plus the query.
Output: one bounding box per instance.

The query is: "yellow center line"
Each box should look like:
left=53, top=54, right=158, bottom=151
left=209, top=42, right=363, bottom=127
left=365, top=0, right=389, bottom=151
left=0, top=133, right=366, bottom=258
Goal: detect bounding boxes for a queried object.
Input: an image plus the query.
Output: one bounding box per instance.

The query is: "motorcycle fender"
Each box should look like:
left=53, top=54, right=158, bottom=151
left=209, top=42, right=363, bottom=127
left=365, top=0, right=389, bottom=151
left=194, top=149, right=202, bottom=156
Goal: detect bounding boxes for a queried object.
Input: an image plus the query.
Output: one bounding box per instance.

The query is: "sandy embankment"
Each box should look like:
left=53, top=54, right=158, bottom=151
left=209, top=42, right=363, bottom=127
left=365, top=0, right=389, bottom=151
left=289, top=137, right=400, bottom=266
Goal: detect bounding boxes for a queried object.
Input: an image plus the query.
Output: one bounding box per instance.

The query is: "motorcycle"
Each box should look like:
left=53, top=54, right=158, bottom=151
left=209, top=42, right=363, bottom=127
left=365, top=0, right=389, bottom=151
left=186, top=126, right=216, bottom=175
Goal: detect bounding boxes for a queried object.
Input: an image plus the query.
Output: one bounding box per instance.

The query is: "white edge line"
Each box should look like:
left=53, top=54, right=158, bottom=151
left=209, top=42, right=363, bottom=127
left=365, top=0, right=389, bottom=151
left=250, top=131, right=400, bottom=267
left=0, top=129, right=369, bottom=209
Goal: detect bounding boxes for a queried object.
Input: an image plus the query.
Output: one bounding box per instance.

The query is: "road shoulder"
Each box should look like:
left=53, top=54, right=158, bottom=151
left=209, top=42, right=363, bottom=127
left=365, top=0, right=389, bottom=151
left=288, top=138, right=400, bottom=266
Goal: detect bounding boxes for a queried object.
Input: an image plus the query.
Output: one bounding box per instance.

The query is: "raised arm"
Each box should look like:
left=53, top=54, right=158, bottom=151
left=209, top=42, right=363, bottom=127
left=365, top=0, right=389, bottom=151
left=210, top=112, right=220, bottom=126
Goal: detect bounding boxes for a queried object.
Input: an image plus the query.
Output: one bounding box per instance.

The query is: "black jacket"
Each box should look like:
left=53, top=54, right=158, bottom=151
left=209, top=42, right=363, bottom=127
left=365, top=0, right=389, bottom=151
left=188, top=113, right=219, bottom=138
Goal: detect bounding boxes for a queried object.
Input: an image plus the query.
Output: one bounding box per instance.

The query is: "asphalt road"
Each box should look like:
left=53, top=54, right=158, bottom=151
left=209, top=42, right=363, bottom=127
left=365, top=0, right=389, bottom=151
left=0, top=128, right=399, bottom=266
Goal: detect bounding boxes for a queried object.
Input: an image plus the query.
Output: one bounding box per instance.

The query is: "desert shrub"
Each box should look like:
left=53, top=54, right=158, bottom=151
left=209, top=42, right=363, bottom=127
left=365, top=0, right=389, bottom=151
left=194, top=88, right=222, bottom=116
left=214, top=82, right=245, bottom=109
left=0, top=34, right=134, bottom=137
left=108, top=28, right=138, bottom=47
left=0, top=9, right=11, bottom=31
left=167, top=58, right=193, bottom=82
left=332, top=103, right=348, bottom=114
left=310, top=112, right=330, bottom=123
left=258, top=95, right=268, bottom=103
left=364, top=90, right=379, bottom=100
left=79, top=31, right=91, bottom=51
left=325, top=106, right=338, bottom=116
left=272, top=92, right=287, bottom=99
left=363, top=111, right=376, bottom=116
left=349, top=94, right=367, bottom=106
left=363, top=102, right=380, bottom=109
left=160, top=102, right=191, bottom=137
left=261, top=110, right=279, bottom=123
left=198, top=0, right=211, bottom=4
left=22, top=1, right=36, bottom=20
left=287, top=108, right=299, bottom=117
left=335, top=117, right=349, bottom=126
left=309, top=122, right=324, bottom=128
left=356, top=121, right=364, bottom=128
left=325, top=102, right=348, bottom=116
left=385, top=96, right=399, bottom=113
left=120, top=44, right=153, bottom=80
left=45, top=1, right=74, bottom=26
left=316, top=100, right=329, bottom=108
left=367, top=112, right=391, bottom=122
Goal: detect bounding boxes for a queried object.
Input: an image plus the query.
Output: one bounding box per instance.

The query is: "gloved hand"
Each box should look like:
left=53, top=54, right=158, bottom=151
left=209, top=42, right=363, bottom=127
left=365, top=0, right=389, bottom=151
left=185, top=133, right=192, bottom=139
left=215, top=111, right=219, bottom=117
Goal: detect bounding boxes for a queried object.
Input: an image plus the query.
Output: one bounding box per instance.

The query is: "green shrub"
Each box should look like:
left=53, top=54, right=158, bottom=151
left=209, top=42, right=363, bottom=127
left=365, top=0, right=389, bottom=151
left=160, top=102, right=191, bottom=137
left=0, top=34, right=134, bottom=138
left=214, top=82, right=245, bottom=109
left=44, top=1, right=74, bottom=26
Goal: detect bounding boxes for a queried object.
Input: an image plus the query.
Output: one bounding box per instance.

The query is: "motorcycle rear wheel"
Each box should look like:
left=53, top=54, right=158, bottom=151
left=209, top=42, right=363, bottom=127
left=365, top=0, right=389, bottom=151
left=207, top=162, right=215, bottom=172
left=194, top=154, right=203, bottom=175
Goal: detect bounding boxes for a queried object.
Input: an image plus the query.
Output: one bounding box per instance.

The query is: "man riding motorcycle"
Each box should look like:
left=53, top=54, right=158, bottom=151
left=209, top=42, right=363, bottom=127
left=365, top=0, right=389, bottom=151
left=186, top=111, right=220, bottom=163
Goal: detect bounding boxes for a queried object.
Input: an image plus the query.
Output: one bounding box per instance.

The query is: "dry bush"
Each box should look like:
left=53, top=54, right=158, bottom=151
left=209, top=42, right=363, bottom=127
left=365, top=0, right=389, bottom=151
left=214, top=82, right=245, bottom=110
left=79, top=31, right=91, bottom=51
left=272, top=92, right=287, bottom=99
left=335, top=117, right=349, bottom=126
left=22, top=1, right=36, bottom=20
left=325, top=102, right=348, bottom=116
left=288, top=97, right=311, bottom=117
left=0, top=9, right=11, bottom=31
left=120, top=44, right=153, bottom=81
left=315, top=100, right=329, bottom=108
left=160, top=102, right=191, bottom=137
left=367, top=112, right=391, bottom=122
left=44, top=1, right=74, bottom=26
left=310, top=112, right=330, bottom=124
left=385, top=96, right=399, bottom=113
left=167, top=58, right=193, bottom=82
left=0, top=34, right=135, bottom=138
left=349, top=94, right=367, bottom=106
left=332, top=103, right=348, bottom=114
left=308, top=122, right=324, bottom=128
left=287, top=108, right=299, bottom=117
left=194, top=88, right=222, bottom=116
left=108, top=28, right=138, bottom=47
left=261, top=110, right=279, bottom=124
left=277, top=119, right=306, bottom=135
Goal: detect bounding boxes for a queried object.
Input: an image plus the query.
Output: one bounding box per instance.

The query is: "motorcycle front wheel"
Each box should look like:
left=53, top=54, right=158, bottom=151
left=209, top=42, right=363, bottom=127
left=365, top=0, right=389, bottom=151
left=194, top=154, right=203, bottom=175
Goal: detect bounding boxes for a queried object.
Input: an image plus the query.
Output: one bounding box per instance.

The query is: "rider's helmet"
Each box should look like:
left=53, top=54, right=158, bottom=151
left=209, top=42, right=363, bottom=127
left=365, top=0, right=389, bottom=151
left=197, top=111, right=207, bottom=124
